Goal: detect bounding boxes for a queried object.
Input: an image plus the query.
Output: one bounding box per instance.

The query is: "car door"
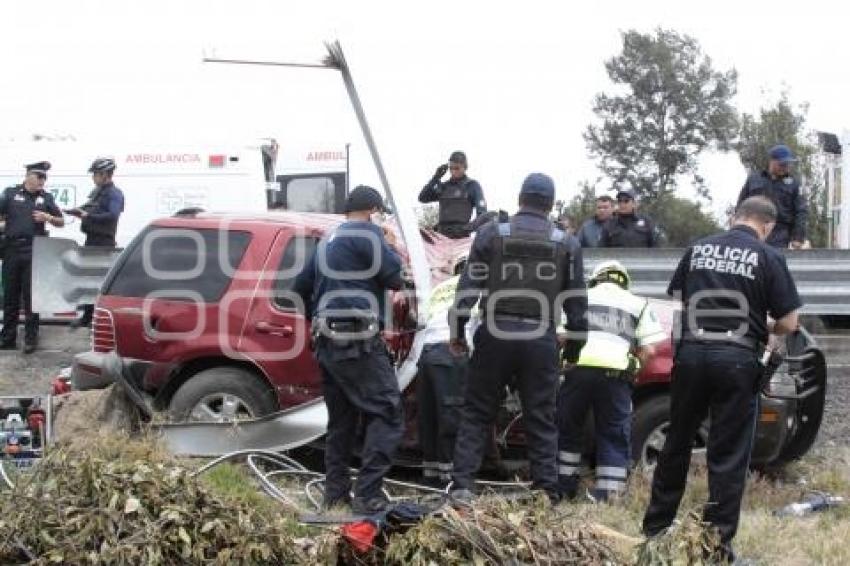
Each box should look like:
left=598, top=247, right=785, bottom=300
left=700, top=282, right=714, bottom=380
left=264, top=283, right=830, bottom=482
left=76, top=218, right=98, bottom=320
left=239, top=228, right=323, bottom=409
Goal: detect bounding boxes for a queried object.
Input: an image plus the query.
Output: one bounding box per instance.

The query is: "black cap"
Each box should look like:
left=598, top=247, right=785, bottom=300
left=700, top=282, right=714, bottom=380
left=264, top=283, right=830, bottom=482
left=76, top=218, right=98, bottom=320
left=615, top=188, right=636, bottom=200
left=449, top=151, right=467, bottom=166
left=344, top=185, right=389, bottom=213
left=25, top=161, right=51, bottom=176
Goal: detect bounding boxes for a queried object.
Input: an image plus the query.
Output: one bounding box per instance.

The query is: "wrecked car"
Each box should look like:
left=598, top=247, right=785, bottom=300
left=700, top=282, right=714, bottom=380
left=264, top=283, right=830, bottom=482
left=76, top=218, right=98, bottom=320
left=73, top=211, right=826, bottom=469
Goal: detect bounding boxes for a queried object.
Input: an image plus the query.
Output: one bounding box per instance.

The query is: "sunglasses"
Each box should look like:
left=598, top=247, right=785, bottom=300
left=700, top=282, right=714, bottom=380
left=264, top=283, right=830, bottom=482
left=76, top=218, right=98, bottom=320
left=617, top=197, right=633, bottom=203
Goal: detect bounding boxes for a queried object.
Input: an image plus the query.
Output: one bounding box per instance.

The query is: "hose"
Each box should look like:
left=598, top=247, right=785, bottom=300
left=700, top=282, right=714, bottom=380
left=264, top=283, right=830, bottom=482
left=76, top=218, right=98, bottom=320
left=192, top=448, right=535, bottom=515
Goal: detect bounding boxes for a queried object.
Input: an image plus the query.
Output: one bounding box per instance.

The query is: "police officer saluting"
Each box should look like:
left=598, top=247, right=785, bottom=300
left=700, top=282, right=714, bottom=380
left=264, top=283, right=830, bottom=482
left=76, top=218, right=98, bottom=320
left=293, top=185, right=404, bottom=515
left=448, top=173, right=588, bottom=503
left=600, top=188, right=659, bottom=248
left=419, top=151, right=487, bottom=239
left=642, top=196, right=802, bottom=561
left=557, top=261, right=665, bottom=502
left=0, top=162, right=64, bottom=353
left=737, top=144, right=807, bottom=249
left=66, top=157, right=125, bottom=328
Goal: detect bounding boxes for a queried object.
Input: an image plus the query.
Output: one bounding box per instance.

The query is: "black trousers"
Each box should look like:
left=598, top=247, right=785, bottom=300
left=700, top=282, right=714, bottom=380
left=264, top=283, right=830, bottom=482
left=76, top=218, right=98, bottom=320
left=1, top=243, right=38, bottom=345
left=316, top=335, right=403, bottom=502
left=643, top=343, right=759, bottom=548
left=79, top=235, right=116, bottom=325
left=417, top=342, right=468, bottom=484
left=452, top=323, right=560, bottom=494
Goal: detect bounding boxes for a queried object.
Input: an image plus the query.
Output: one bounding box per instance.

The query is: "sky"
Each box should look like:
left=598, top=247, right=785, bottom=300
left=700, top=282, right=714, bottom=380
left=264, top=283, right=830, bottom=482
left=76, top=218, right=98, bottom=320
left=1, top=0, right=848, bottom=218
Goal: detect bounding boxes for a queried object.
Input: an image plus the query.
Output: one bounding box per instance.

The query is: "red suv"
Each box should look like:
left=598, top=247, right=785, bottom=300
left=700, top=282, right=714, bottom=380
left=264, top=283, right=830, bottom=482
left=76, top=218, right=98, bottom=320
left=74, top=212, right=826, bottom=469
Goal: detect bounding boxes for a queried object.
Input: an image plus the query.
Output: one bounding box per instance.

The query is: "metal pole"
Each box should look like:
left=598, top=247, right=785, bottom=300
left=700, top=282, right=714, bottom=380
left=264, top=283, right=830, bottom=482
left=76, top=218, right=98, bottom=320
left=322, top=41, right=432, bottom=303
left=203, top=41, right=433, bottom=305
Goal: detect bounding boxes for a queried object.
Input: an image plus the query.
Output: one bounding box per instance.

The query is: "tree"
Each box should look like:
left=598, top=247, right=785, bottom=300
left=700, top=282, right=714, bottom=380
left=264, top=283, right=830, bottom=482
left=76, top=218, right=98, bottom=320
left=735, top=92, right=829, bottom=247
left=559, top=182, right=599, bottom=232
left=642, top=196, right=722, bottom=247
left=585, top=28, right=738, bottom=202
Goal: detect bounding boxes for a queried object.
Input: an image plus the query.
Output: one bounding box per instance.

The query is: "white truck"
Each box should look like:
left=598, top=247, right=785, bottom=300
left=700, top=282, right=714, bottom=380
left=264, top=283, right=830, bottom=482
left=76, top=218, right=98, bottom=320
left=0, top=139, right=349, bottom=247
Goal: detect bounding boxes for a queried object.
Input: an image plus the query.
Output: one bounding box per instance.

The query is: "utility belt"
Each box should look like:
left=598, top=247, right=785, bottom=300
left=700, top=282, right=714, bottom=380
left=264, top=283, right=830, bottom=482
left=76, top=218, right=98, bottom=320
left=435, top=223, right=472, bottom=238
left=492, top=313, right=548, bottom=325
left=679, top=328, right=764, bottom=353
left=5, top=235, right=35, bottom=245
left=311, top=315, right=381, bottom=358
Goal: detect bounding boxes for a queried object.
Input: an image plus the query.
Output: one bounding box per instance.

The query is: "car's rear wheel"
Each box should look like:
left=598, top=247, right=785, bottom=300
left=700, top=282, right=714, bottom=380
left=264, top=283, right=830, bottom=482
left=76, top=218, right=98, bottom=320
left=168, top=367, right=278, bottom=422
left=631, top=394, right=709, bottom=471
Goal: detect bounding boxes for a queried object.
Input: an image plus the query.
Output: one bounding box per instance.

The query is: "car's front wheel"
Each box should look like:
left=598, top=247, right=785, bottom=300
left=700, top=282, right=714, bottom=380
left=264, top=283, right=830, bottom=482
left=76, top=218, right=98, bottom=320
left=631, top=394, right=709, bottom=471
left=168, top=367, right=278, bottom=423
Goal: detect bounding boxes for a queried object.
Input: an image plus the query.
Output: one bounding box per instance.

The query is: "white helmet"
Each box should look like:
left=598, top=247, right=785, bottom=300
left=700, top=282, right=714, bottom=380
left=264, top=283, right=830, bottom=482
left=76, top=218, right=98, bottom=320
left=589, top=260, right=630, bottom=290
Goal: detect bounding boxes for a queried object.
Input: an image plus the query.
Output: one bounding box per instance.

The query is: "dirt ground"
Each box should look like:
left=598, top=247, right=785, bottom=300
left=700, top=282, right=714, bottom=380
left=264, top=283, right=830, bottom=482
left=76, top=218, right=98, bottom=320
left=0, top=324, right=90, bottom=396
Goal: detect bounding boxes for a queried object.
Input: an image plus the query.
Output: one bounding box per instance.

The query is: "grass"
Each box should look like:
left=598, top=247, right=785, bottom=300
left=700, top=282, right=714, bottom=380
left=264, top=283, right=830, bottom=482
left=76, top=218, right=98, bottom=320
left=566, top=446, right=850, bottom=564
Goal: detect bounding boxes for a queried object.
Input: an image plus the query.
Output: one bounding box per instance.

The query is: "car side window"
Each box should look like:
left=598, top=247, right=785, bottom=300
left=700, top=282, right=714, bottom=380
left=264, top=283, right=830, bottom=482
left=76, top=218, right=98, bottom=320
left=103, top=227, right=251, bottom=302
left=273, top=235, right=319, bottom=310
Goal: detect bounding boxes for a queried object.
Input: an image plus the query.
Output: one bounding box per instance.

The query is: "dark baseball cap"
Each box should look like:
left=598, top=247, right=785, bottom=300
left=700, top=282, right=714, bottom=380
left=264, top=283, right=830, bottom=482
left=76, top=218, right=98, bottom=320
left=616, top=188, right=636, bottom=200
left=769, top=144, right=797, bottom=163
left=519, top=173, right=555, bottom=200
left=344, top=185, right=389, bottom=213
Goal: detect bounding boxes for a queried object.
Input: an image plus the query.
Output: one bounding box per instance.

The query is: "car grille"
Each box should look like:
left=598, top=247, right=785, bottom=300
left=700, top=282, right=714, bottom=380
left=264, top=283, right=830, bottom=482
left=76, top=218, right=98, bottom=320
left=92, top=308, right=116, bottom=352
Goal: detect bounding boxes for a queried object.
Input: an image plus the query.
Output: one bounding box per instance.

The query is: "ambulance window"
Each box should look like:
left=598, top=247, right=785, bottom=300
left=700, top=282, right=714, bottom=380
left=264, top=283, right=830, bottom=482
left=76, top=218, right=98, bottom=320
left=104, top=227, right=251, bottom=302
left=286, top=177, right=336, bottom=213
left=273, top=235, right=320, bottom=310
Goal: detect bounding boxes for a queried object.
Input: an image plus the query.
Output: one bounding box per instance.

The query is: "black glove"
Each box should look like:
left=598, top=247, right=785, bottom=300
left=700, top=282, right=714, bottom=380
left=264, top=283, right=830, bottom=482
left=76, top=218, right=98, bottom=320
left=432, top=164, right=448, bottom=182
left=562, top=339, right=586, bottom=364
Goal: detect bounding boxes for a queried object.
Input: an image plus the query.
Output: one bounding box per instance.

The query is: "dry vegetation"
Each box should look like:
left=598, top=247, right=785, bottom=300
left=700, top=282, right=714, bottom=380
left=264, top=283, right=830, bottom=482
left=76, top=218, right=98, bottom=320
left=1, top=429, right=847, bottom=565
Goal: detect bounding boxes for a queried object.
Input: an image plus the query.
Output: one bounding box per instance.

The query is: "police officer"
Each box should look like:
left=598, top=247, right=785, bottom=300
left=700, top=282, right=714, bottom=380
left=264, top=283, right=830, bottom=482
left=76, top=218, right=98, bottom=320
left=557, top=260, right=665, bottom=502
left=293, top=185, right=404, bottom=515
left=447, top=173, right=588, bottom=502
left=418, top=151, right=487, bottom=239
left=600, top=189, right=659, bottom=248
left=67, top=158, right=125, bottom=328
left=642, top=196, right=802, bottom=561
left=575, top=195, right=614, bottom=248
left=0, top=162, right=64, bottom=353
left=737, top=144, right=807, bottom=249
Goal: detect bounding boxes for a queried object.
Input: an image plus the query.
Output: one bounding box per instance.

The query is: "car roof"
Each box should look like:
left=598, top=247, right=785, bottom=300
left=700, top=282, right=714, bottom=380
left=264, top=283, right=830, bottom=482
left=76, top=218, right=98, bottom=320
left=150, top=211, right=344, bottom=233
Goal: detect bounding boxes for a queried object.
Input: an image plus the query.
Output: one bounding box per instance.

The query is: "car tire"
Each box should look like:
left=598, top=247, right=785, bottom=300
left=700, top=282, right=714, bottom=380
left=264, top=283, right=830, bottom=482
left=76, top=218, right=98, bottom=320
left=168, top=366, right=278, bottom=422
left=631, top=395, right=672, bottom=470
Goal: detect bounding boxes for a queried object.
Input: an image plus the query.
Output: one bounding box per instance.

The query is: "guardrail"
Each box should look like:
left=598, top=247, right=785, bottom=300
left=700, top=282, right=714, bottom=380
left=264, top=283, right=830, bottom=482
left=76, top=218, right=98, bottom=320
left=31, top=237, right=850, bottom=318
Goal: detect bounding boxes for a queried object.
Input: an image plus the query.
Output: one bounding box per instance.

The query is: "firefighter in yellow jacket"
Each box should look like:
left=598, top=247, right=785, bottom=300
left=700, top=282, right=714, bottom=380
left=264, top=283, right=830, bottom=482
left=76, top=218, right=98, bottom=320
left=556, top=260, right=666, bottom=501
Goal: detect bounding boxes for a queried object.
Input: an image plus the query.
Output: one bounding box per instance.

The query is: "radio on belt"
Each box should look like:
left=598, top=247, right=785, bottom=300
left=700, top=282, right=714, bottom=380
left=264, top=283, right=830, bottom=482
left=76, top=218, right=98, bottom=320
left=0, top=395, right=53, bottom=469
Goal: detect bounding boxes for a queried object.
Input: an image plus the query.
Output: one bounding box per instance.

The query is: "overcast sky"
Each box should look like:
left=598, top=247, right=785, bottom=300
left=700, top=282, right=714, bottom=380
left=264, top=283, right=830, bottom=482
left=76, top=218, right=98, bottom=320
left=2, top=0, right=847, bottom=218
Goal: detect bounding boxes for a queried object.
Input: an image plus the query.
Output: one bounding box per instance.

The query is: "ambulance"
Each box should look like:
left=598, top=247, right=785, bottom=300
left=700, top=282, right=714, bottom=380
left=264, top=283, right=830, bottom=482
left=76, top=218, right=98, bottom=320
left=0, top=139, right=349, bottom=247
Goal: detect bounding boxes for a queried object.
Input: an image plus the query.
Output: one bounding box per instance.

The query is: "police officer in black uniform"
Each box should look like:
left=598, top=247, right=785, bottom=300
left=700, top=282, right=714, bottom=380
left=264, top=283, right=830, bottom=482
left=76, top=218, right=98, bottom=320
left=447, top=173, right=588, bottom=502
left=599, top=189, right=659, bottom=248
left=642, top=196, right=802, bottom=561
left=737, top=144, right=807, bottom=249
left=419, top=151, right=487, bottom=239
left=67, top=157, right=125, bottom=328
left=0, top=162, right=64, bottom=353
left=293, top=185, right=404, bottom=515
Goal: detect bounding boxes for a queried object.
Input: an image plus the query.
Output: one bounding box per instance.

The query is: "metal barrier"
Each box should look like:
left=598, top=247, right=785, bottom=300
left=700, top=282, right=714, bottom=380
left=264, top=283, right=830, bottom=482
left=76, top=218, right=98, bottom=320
left=30, top=237, right=850, bottom=317
left=31, top=237, right=123, bottom=315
